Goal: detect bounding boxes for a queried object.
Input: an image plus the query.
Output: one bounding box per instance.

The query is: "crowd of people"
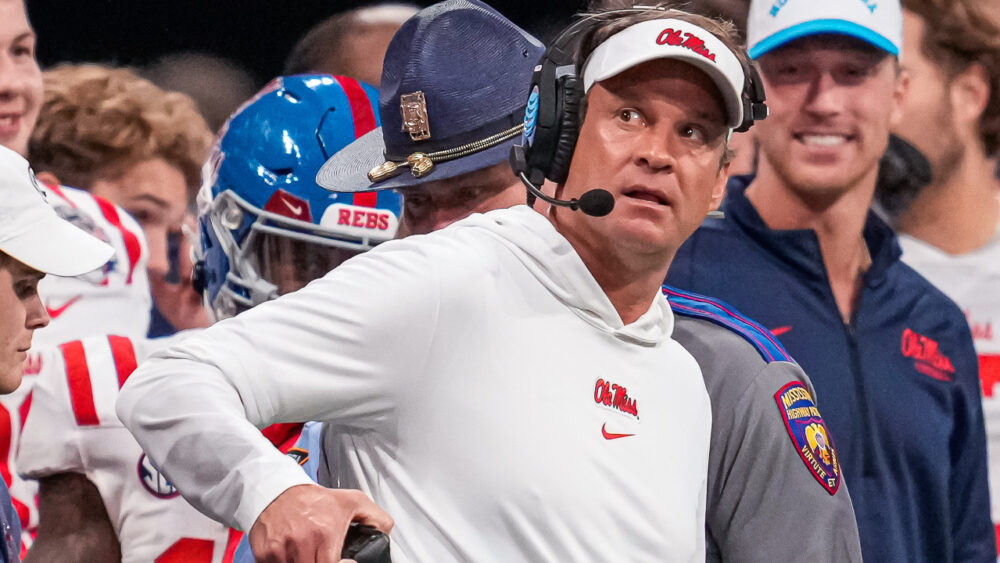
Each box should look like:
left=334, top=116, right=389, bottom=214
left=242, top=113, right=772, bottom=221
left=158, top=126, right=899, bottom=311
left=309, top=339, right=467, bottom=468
left=1, top=0, right=999, bottom=561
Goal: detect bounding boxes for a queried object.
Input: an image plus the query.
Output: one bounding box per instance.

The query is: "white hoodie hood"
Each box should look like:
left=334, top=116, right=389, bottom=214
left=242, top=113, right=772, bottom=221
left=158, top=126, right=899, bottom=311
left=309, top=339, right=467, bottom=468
left=445, top=205, right=674, bottom=346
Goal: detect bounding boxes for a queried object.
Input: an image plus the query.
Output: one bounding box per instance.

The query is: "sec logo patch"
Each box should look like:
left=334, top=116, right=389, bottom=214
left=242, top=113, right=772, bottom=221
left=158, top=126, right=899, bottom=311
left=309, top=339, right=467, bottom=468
left=774, top=382, right=841, bottom=495
left=137, top=453, right=180, bottom=499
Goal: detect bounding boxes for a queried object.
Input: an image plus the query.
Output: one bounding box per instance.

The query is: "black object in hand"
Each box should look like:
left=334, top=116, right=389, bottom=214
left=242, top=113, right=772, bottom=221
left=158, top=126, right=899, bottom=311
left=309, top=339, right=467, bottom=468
left=342, top=523, right=391, bottom=563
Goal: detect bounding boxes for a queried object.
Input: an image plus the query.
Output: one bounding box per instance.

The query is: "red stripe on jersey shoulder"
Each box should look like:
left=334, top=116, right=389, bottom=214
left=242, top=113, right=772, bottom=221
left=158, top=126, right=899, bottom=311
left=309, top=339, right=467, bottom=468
left=334, top=75, right=378, bottom=139
left=59, top=341, right=100, bottom=427
left=93, top=196, right=141, bottom=284
left=44, top=183, right=77, bottom=208
left=107, top=335, right=139, bottom=388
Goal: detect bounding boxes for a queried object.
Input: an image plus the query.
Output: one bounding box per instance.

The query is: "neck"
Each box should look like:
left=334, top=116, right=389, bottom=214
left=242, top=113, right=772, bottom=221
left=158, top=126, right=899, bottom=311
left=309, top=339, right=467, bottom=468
left=748, top=161, right=876, bottom=322
left=897, top=149, right=1000, bottom=254
left=549, top=211, right=672, bottom=325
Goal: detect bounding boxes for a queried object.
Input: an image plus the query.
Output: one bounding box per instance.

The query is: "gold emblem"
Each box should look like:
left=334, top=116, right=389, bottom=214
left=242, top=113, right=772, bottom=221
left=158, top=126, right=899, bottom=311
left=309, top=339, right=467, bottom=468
left=407, top=153, right=434, bottom=177
left=400, top=91, right=431, bottom=141
left=368, top=161, right=400, bottom=183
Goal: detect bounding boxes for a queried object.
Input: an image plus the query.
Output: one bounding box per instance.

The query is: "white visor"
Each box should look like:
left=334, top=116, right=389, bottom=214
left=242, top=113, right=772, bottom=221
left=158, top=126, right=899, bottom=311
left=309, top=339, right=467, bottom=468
left=582, top=18, right=746, bottom=129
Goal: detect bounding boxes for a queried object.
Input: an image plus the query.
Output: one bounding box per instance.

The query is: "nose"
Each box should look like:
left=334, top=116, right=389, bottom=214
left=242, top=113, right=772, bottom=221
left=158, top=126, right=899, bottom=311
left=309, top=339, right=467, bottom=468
left=24, top=294, right=49, bottom=330
left=635, top=128, right=676, bottom=172
left=145, top=226, right=168, bottom=275
left=802, top=72, right=844, bottom=119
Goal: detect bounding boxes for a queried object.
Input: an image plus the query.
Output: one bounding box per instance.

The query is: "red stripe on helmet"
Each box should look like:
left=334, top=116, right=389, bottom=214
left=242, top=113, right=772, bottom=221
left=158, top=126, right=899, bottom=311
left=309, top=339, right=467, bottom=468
left=334, top=75, right=378, bottom=139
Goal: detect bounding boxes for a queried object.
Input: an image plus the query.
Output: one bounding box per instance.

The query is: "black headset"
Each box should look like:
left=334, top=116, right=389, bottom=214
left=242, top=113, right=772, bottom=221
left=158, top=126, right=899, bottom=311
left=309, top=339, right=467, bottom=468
left=510, top=8, right=769, bottom=189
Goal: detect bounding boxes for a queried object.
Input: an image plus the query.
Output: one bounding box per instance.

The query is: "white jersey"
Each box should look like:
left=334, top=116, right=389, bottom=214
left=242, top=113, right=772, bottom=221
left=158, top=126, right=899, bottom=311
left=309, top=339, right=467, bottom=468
left=3, top=184, right=150, bottom=550
left=32, top=183, right=151, bottom=347
left=900, top=221, right=1000, bottom=536
left=17, top=332, right=234, bottom=563
left=118, top=206, right=713, bottom=563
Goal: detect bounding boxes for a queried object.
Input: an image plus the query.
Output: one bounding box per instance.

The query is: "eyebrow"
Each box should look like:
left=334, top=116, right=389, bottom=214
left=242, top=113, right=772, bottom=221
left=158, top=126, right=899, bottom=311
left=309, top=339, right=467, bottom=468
left=129, top=193, right=171, bottom=208
left=13, top=31, right=36, bottom=44
left=13, top=266, right=45, bottom=281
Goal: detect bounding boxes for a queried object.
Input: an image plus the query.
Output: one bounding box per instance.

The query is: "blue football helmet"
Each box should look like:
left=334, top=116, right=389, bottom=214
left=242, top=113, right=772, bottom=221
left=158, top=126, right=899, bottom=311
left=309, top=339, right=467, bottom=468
left=195, top=75, right=402, bottom=320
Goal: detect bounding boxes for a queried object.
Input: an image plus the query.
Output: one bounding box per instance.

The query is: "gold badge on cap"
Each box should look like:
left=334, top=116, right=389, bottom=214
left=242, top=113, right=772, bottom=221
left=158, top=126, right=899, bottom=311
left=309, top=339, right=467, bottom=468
left=400, top=91, right=431, bottom=141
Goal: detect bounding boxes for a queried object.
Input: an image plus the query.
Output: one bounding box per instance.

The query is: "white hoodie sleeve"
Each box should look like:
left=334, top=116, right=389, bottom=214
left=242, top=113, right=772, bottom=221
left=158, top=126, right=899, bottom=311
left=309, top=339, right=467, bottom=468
left=116, top=242, right=439, bottom=531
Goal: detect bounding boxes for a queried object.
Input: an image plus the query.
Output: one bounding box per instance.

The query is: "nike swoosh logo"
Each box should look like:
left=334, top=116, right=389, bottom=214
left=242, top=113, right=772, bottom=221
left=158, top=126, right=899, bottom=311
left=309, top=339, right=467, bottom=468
left=282, top=198, right=303, bottom=215
left=601, top=423, right=634, bottom=440
left=45, top=295, right=82, bottom=319
left=771, top=326, right=792, bottom=336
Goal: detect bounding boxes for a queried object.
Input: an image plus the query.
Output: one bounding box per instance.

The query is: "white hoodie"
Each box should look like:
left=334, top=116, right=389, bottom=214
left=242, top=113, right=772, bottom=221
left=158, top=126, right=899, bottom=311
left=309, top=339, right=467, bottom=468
left=117, top=205, right=711, bottom=562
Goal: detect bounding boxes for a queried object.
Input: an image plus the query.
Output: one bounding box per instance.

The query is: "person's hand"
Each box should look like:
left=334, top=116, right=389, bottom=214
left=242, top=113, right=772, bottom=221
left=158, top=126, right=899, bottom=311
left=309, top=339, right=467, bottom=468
left=250, top=484, right=394, bottom=563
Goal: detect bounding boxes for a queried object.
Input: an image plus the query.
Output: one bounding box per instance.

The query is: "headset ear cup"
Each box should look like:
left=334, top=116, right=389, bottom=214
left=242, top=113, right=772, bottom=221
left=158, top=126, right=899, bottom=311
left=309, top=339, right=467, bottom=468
left=546, top=75, right=584, bottom=184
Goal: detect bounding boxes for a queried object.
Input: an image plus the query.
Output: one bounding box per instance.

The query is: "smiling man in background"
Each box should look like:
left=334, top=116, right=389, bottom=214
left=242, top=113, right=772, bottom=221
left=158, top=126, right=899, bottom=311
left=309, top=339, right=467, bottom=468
left=666, top=0, right=994, bottom=560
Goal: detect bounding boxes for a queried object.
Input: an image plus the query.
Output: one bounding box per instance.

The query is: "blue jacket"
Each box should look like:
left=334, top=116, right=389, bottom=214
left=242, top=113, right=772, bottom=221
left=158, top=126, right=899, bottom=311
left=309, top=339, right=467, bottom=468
left=666, top=176, right=994, bottom=563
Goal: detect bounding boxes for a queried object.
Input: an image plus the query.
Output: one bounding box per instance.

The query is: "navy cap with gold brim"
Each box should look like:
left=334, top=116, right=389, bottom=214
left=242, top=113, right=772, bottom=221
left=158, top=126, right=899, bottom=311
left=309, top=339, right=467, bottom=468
left=316, top=0, right=545, bottom=193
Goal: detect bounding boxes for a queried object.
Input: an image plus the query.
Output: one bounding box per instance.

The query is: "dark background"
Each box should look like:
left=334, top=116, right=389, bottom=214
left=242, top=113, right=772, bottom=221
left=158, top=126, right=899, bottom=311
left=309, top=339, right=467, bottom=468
left=28, top=1, right=586, bottom=85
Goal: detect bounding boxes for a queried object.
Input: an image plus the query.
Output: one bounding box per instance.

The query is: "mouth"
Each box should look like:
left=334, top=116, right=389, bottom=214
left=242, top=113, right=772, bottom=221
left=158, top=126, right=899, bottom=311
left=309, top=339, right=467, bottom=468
left=793, top=132, right=856, bottom=148
left=0, top=114, right=22, bottom=138
left=622, top=187, right=669, bottom=206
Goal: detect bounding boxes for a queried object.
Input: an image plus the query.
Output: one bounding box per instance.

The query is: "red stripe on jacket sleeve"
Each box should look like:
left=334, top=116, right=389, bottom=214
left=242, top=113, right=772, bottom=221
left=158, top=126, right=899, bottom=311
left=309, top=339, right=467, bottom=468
left=59, top=341, right=100, bottom=427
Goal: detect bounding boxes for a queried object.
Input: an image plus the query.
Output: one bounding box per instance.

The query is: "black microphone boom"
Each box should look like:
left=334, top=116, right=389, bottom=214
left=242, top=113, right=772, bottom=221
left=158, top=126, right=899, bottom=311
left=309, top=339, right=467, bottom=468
left=519, top=172, right=615, bottom=218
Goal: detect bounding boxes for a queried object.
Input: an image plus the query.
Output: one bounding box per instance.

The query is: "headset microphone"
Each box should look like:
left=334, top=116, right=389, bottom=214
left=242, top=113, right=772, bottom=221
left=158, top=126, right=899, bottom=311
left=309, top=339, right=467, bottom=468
left=518, top=172, right=615, bottom=217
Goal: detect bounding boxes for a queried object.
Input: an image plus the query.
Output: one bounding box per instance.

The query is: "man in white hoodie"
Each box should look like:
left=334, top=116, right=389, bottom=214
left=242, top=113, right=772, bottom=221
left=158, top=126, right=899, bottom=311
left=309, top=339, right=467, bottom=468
left=118, top=2, right=752, bottom=561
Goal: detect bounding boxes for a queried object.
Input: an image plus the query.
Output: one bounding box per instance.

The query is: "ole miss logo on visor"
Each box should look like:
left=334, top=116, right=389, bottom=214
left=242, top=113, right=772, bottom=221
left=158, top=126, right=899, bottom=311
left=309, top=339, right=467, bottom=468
left=656, top=28, right=717, bottom=62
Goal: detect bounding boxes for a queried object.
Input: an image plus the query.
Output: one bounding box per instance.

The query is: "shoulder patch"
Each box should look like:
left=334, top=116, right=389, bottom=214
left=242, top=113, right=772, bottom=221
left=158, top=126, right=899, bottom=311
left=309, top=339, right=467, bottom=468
left=663, top=285, right=792, bottom=363
left=774, top=382, right=841, bottom=495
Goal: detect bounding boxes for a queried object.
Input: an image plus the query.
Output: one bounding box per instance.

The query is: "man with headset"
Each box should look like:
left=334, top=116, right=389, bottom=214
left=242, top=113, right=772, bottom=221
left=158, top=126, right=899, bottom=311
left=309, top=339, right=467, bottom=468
left=120, top=1, right=857, bottom=560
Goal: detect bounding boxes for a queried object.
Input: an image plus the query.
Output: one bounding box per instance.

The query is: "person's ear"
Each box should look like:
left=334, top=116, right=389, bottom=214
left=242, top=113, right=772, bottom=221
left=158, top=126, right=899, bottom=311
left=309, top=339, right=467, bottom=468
left=34, top=171, right=61, bottom=187
left=709, top=162, right=730, bottom=212
left=889, top=65, right=911, bottom=127
left=950, top=62, right=990, bottom=130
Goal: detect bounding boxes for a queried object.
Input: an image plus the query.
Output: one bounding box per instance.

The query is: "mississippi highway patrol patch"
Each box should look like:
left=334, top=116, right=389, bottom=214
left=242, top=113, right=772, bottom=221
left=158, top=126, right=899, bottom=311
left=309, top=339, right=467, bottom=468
left=774, top=382, right=841, bottom=495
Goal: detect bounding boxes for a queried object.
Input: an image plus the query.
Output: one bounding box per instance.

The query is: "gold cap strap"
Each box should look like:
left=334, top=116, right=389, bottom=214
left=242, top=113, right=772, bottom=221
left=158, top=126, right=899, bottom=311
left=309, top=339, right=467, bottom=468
left=368, top=123, right=524, bottom=183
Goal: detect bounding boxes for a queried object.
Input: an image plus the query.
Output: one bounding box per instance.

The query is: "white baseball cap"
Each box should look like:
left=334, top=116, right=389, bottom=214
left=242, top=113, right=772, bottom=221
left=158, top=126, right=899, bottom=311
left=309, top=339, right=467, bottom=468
left=582, top=18, right=747, bottom=129
left=0, top=146, right=113, bottom=276
left=747, top=0, right=902, bottom=59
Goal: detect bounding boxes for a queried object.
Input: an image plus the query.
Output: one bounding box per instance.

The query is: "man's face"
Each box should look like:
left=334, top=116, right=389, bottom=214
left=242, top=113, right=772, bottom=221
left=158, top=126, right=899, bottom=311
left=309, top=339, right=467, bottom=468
left=0, top=0, right=42, bottom=157
left=90, top=157, right=209, bottom=330
left=755, top=36, right=906, bottom=198
left=399, top=162, right=523, bottom=235
left=893, top=10, right=964, bottom=183
left=0, top=256, right=46, bottom=392
left=554, top=59, right=730, bottom=262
